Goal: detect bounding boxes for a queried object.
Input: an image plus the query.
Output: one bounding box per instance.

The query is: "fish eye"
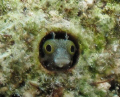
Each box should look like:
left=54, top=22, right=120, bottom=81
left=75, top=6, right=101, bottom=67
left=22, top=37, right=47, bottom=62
left=43, top=40, right=55, bottom=54
left=67, top=41, right=76, bottom=55
left=46, top=44, right=51, bottom=52
left=71, top=45, right=75, bottom=52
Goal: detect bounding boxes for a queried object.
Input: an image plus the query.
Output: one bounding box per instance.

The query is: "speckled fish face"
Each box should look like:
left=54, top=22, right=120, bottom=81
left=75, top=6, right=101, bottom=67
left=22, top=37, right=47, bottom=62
left=41, top=39, right=76, bottom=70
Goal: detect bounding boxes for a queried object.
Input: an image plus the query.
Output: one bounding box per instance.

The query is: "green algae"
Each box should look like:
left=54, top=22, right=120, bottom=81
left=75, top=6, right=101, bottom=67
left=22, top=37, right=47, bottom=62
left=0, top=0, right=120, bottom=97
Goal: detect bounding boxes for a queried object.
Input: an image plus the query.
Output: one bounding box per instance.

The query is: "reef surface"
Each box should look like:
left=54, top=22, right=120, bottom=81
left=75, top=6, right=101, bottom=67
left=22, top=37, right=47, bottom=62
left=0, top=0, right=120, bottom=97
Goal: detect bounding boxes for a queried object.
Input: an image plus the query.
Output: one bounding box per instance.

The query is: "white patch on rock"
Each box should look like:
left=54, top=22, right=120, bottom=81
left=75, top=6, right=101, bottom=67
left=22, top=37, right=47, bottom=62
left=97, top=82, right=111, bottom=92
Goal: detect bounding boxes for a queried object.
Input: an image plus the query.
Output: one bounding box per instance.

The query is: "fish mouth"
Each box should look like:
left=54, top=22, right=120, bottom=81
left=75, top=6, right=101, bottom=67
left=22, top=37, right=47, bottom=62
left=54, top=58, right=70, bottom=68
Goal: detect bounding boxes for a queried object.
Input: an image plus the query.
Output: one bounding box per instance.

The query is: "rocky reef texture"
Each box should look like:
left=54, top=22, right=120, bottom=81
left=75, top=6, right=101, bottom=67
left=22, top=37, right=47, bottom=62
left=0, top=0, right=120, bottom=97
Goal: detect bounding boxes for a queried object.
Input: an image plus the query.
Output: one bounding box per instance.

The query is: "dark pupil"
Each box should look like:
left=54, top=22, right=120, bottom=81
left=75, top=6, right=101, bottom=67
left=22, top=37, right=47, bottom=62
left=46, top=45, right=51, bottom=52
left=71, top=45, right=75, bottom=52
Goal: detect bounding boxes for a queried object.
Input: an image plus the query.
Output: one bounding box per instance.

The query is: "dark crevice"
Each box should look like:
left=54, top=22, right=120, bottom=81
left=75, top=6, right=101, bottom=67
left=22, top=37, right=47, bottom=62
left=109, top=80, right=120, bottom=95
left=10, top=94, right=21, bottom=97
left=0, top=94, right=5, bottom=97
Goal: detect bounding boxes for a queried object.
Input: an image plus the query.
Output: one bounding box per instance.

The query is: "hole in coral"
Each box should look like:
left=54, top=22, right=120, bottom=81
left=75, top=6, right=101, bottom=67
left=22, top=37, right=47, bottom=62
left=109, top=80, right=120, bottom=95
left=39, top=31, right=79, bottom=71
left=0, top=94, right=5, bottom=97
left=19, top=81, right=25, bottom=87
left=10, top=94, right=21, bottom=97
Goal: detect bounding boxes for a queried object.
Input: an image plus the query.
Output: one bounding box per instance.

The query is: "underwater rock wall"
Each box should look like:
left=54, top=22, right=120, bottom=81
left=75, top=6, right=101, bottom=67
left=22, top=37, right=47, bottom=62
left=0, top=0, right=120, bottom=97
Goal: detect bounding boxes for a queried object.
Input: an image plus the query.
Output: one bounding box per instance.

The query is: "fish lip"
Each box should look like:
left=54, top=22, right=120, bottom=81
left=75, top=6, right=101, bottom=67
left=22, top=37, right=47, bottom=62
left=54, top=58, right=70, bottom=68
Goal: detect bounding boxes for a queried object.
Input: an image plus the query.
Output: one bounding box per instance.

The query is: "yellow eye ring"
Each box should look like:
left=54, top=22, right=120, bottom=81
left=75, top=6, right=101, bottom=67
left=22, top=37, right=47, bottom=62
left=67, top=41, right=76, bottom=55
left=70, top=45, right=75, bottom=53
left=69, top=45, right=76, bottom=55
left=46, top=44, right=52, bottom=52
left=43, top=40, right=55, bottom=54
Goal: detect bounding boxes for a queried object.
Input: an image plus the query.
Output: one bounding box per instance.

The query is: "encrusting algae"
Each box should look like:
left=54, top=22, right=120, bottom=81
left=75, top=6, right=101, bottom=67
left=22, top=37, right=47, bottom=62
left=0, top=0, right=120, bottom=97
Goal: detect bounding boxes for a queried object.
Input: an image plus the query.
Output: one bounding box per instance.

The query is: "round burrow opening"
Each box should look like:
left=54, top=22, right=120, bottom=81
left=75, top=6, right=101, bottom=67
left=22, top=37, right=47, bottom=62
left=39, top=31, right=80, bottom=71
